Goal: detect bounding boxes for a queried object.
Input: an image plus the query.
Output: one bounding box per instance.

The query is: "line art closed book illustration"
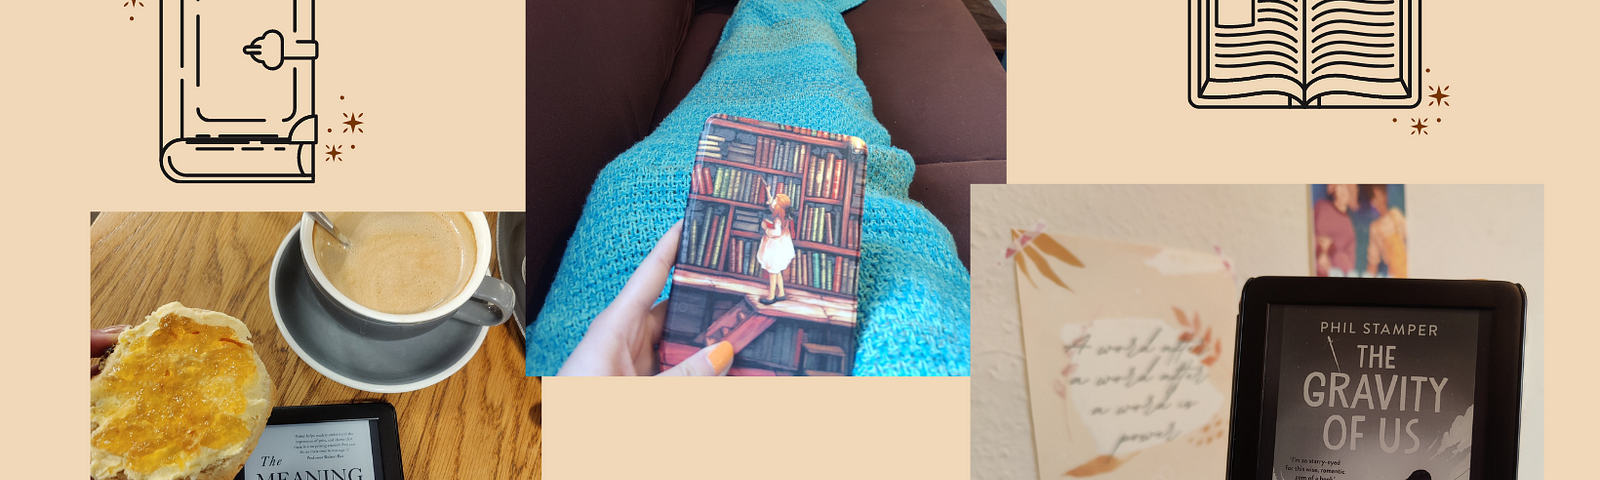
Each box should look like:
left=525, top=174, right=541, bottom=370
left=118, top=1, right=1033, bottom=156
left=160, top=0, right=320, bottom=182
left=1188, top=0, right=1421, bottom=108
left=659, top=114, right=867, bottom=376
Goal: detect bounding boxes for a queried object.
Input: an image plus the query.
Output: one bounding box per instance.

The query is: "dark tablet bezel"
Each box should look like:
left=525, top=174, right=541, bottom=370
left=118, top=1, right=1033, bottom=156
left=1226, top=277, right=1525, bottom=480
left=234, top=402, right=405, bottom=480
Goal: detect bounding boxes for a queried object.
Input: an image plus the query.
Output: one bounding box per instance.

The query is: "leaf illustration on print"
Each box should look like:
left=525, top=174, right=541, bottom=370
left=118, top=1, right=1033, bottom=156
left=1012, top=230, right=1083, bottom=291
left=1065, top=454, right=1134, bottom=477
left=1033, top=233, right=1084, bottom=267
left=1174, top=307, right=1223, bottom=366
left=1025, top=246, right=1066, bottom=290
left=1013, top=230, right=1038, bottom=288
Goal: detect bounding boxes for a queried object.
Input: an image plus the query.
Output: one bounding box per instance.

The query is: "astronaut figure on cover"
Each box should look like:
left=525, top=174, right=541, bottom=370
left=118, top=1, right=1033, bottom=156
left=757, top=184, right=796, bottom=305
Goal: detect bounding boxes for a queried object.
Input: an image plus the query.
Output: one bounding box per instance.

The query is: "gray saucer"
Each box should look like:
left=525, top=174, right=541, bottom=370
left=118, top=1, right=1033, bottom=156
left=495, top=212, right=527, bottom=350
left=269, top=226, right=488, bottom=393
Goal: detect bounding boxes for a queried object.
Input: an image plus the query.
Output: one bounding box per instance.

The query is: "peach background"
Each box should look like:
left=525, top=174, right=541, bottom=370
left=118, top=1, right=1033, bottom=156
left=543, top=377, right=969, bottom=478
left=1, top=0, right=1595, bottom=478
left=5, top=0, right=525, bottom=204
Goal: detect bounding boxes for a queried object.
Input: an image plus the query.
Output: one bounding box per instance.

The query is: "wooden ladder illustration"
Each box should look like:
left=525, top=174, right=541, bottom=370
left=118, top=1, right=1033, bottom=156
left=699, top=295, right=774, bottom=352
left=697, top=294, right=851, bottom=375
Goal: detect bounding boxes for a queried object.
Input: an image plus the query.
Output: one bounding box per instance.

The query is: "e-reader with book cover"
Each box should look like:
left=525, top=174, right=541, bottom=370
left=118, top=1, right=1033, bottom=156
left=660, top=114, right=868, bottom=376
left=1228, top=277, right=1526, bottom=480
left=1188, top=0, right=1422, bottom=108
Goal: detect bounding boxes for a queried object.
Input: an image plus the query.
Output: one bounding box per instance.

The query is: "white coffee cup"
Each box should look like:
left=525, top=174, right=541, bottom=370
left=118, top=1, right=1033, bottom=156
left=299, top=212, right=514, bottom=337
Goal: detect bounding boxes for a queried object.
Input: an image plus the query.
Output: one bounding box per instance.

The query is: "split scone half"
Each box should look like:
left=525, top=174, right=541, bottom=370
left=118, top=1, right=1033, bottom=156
left=90, top=302, right=273, bottom=480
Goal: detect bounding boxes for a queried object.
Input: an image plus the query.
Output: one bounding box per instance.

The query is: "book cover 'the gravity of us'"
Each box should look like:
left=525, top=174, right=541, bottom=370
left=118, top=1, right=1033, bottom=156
left=1271, top=305, right=1480, bottom=480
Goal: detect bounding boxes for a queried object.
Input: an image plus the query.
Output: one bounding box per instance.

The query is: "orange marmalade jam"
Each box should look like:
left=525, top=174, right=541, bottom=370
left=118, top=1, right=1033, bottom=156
left=91, top=313, right=258, bottom=474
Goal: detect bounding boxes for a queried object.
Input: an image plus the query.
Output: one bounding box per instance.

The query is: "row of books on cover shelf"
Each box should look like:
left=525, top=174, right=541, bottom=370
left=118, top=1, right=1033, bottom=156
left=796, top=204, right=861, bottom=249
left=739, top=322, right=804, bottom=369
left=739, top=322, right=849, bottom=374
left=698, top=134, right=814, bottom=174
left=690, top=163, right=802, bottom=205
left=724, top=236, right=860, bottom=295
left=693, top=140, right=862, bottom=201
left=783, top=250, right=858, bottom=295
left=800, top=152, right=862, bottom=201
left=690, top=201, right=861, bottom=256
left=683, top=204, right=860, bottom=296
left=742, top=115, right=856, bottom=142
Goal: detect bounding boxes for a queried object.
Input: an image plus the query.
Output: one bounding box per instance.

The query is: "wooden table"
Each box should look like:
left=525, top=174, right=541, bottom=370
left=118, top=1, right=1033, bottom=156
left=89, top=212, right=541, bottom=480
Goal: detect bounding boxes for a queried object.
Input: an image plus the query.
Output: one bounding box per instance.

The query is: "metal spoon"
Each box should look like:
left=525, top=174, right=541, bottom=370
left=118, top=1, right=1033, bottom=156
left=308, top=212, right=352, bottom=248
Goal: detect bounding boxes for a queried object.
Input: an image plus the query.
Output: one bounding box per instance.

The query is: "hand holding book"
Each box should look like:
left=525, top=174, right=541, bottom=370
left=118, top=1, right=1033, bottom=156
left=555, top=220, right=734, bottom=377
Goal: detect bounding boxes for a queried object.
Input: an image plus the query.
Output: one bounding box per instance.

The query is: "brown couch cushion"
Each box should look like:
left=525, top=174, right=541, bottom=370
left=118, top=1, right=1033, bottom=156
left=652, top=3, right=738, bottom=126
left=527, top=0, right=695, bottom=314
left=845, top=0, right=1007, bottom=167
left=846, top=0, right=1006, bottom=267
left=912, top=160, right=1006, bottom=266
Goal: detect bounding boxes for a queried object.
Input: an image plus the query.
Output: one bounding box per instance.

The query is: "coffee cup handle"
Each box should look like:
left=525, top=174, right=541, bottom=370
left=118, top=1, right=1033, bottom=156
left=451, top=276, right=516, bottom=327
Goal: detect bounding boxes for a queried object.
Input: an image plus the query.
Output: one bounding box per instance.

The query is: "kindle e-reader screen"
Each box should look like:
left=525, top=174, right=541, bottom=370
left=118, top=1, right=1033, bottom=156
left=234, top=403, right=401, bottom=480
left=242, top=419, right=381, bottom=480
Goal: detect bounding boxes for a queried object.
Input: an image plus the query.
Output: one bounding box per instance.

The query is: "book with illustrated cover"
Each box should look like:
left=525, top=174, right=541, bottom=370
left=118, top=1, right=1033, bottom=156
left=1188, top=0, right=1421, bottom=108
left=1268, top=305, right=1481, bottom=480
left=661, top=114, right=868, bottom=376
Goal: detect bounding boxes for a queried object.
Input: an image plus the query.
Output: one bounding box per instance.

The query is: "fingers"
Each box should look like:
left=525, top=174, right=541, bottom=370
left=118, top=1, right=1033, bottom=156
left=91, top=325, right=128, bottom=377
left=642, top=296, right=670, bottom=347
left=559, top=220, right=685, bottom=377
left=91, top=325, right=127, bottom=357
left=632, top=301, right=670, bottom=375
left=657, top=341, right=733, bottom=377
left=556, top=334, right=637, bottom=376
left=610, top=220, right=684, bottom=316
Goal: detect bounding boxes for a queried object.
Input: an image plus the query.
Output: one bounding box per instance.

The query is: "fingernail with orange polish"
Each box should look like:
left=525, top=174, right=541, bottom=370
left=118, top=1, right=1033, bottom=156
left=708, top=341, right=733, bottom=375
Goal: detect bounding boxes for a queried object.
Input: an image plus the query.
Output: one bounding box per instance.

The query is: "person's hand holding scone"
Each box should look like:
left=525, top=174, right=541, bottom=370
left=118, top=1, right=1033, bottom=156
left=90, top=303, right=273, bottom=480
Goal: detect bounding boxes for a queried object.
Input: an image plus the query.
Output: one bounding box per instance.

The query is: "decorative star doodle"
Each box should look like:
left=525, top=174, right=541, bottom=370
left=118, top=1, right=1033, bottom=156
left=1409, top=118, right=1429, bottom=135
left=324, top=145, right=344, bottom=161
left=123, top=0, right=144, bottom=7
left=341, top=113, right=365, bottom=133
left=1428, top=85, right=1451, bottom=106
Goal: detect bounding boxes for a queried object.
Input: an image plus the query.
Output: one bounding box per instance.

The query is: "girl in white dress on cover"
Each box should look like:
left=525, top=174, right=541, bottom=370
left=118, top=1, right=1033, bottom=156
left=757, top=192, right=795, bottom=305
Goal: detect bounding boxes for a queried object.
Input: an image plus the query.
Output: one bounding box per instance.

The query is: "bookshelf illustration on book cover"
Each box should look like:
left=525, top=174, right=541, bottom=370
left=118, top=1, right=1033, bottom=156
left=1188, top=0, right=1422, bottom=108
left=660, top=114, right=868, bottom=376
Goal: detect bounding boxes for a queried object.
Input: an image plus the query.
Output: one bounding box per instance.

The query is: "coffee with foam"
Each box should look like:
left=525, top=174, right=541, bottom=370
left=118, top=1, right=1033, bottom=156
left=312, top=212, right=476, bottom=315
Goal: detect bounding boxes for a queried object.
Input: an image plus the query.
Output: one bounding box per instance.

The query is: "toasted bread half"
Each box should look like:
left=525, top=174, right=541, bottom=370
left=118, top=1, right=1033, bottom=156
left=90, top=302, right=273, bottom=480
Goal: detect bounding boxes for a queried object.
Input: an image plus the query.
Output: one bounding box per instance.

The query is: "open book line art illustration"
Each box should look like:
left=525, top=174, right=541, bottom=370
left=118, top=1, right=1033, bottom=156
left=1189, top=0, right=1421, bottom=108
left=159, top=0, right=320, bottom=183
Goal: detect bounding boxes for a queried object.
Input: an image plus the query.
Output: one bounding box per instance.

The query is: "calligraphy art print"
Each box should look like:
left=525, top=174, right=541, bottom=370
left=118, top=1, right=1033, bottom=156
left=1015, top=233, right=1238, bottom=479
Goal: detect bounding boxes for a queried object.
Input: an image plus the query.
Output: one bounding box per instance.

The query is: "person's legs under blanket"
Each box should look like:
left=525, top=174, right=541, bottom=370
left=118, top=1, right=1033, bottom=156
left=526, top=0, right=971, bottom=376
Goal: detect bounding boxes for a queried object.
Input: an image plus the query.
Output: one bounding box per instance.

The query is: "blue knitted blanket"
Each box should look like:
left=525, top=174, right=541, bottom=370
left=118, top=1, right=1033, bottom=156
left=526, top=0, right=971, bottom=376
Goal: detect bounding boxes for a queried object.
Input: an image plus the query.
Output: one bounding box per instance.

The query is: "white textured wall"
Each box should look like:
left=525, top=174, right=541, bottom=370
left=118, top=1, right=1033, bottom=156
left=971, top=184, right=1544, bottom=480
